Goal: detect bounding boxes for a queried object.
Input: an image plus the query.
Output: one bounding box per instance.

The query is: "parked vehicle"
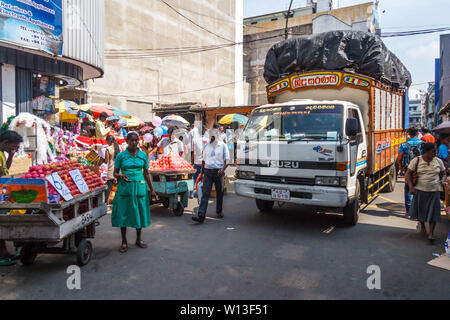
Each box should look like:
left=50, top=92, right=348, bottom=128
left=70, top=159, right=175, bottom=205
left=235, top=31, right=410, bottom=225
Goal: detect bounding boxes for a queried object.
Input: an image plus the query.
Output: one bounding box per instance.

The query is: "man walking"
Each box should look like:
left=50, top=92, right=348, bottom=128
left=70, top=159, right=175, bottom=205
left=397, top=127, right=423, bottom=215
left=95, top=112, right=111, bottom=139
left=193, top=126, right=230, bottom=223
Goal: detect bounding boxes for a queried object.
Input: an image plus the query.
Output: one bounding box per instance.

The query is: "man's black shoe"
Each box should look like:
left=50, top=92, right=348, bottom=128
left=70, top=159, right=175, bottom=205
left=192, top=216, right=205, bottom=223
left=217, top=212, right=224, bottom=218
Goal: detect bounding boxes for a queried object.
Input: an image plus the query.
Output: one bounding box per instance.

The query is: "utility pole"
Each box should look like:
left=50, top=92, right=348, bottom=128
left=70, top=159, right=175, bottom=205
left=284, top=0, right=294, bottom=40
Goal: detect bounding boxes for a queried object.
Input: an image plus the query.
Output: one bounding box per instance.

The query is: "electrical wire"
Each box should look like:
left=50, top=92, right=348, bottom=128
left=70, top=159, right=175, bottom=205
left=159, top=0, right=234, bottom=43
left=381, top=26, right=450, bottom=37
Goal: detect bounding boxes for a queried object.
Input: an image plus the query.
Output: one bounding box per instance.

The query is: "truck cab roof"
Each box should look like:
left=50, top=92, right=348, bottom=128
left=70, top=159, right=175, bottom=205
left=255, top=99, right=358, bottom=110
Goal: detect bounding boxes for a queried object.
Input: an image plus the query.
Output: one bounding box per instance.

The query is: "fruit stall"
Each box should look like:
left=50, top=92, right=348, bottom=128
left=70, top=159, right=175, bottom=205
left=0, top=159, right=107, bottom=267
left=149, top=154, right=196, bottom=216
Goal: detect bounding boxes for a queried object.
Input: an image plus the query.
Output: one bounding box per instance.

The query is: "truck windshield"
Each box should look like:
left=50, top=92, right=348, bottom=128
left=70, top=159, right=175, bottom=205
left=243, top=104, right=343, bottom=141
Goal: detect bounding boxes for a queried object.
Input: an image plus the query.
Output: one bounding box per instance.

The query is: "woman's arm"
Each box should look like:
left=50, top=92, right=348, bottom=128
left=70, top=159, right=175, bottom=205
left=113, top=168, right=130, bottom=182
left=143, top=168, right=157, bottom=199
left=105, top=149, right=110, bottom=164
left=405, top=169, right=416, bottom=195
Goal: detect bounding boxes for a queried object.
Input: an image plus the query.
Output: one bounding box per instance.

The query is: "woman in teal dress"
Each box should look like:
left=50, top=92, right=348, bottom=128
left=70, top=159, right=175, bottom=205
left=112, top=132, right=157, bottom=253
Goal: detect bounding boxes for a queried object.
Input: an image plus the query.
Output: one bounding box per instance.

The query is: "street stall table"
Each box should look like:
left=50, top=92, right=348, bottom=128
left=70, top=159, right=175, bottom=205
left=0, top=187, right=106, bottom=266
left=149, top=169, right=196, bottom=216
left=0, top=159, right=108, bottom=266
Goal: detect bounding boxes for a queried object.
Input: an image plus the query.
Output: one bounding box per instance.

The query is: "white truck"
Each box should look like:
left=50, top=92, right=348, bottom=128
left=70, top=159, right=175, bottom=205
left=235, top=69, right=407, bottom=225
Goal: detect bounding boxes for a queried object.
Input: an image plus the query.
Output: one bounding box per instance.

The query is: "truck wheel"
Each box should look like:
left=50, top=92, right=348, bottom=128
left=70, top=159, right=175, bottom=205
left=343, top=181, right=360, bottom=226
left=77, top=239, right=93, bottom=267
left=255, top=199, right=274, bottom=213
left=382, top=165, right=396, bottom=193
left=20, top=245, right=37, bottom=266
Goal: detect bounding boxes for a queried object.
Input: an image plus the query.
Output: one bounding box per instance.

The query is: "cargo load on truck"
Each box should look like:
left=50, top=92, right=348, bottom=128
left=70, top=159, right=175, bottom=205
left=264, top=30, right=412, bottom=89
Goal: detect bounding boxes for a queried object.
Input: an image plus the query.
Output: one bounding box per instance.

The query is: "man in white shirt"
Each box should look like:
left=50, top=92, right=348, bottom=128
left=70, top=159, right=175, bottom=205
left=193, top=127, right=230, bottom=223
left=157, top=127, right=184, bottom=157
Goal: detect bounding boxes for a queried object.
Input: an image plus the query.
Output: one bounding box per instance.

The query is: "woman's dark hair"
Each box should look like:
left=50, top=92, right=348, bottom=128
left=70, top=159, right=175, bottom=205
left=126, top=131, right=139, bottom=142
left=168, top=127, right=175, bottom=136
left=422, top=142, right=436, bottom=154
left=407, top=127, right=418, bottom=137
left=0, top=131, right=23, bottom=143
left=106, top=135, right=120, bottom=160
left=439, top=133, right=450, bottom=141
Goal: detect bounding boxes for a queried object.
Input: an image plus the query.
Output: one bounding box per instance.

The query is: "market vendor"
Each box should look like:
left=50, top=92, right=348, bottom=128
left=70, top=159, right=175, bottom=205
left=0, top=131, right=23, bottom=266
left=112, top=132, right=158, bottom=253
left=95, top=112, right=112, bottom=139
left=155, top=127, right=184, bottom=158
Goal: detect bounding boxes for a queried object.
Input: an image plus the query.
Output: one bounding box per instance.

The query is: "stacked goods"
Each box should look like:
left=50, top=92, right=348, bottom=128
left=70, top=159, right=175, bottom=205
left=19, top=159, right=104, bottom=199
left=108, top=185, right=117, bottom=205
left=149, top=154, right=193, bottom=172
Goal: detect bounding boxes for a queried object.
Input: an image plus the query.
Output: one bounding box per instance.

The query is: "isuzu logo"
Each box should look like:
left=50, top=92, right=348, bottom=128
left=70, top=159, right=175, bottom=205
left=265, top=160, right=300, bottom=169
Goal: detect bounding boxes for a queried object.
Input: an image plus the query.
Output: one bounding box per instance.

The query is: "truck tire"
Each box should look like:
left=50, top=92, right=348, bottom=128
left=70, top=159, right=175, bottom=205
left=343, top=181, right=360, bottom=226
left=20, top=245, right=37, bottom=266
left=382, top=165, right=396, bottom=193
left=255, top=199, right=274, bottom=213
left=77, top=239, right=93, bottom=267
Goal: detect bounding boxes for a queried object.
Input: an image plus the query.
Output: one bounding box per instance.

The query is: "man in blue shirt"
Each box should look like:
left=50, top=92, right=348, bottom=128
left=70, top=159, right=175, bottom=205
left=437, top=133, right=450, bottom=170
left=397, top=128, right=423, bottom=215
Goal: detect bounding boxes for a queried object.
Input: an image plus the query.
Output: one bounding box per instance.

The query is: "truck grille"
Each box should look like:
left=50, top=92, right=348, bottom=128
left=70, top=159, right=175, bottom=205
left=254, top=175, right=315, bottom=186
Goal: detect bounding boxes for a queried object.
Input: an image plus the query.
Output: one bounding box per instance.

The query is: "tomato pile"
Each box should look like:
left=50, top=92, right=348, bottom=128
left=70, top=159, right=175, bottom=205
left=149, top=154, right=194, bottom=172
left=20, top=159, right=105, bottom=198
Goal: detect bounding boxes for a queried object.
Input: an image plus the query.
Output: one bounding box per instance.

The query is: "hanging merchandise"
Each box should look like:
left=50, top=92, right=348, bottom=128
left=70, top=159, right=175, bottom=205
left=154, top=126, right=164, bottom=138
left=152, top=116, right=162, bottom=128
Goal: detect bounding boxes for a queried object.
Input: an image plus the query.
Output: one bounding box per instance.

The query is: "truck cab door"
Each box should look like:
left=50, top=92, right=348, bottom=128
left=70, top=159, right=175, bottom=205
left=347, top=109, right=363, bottom=177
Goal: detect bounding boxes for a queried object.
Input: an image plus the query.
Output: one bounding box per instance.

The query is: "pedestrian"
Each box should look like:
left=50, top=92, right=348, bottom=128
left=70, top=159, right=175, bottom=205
left=192, top=126, right=230, bottom=223
left=0, top=131, right=23, bottom=266
left=95, top=112, right=111, bottom=139
left=397, top=127, right=423, bottom=215
left=104, top=135, right=120, bottom=202
left=190, top=126, right=203, bottom=198
left=437, top=133, right=450, bottom=171
left=421, top=128, right=436, bottom=143
left=112, top=132, right=157, bottom=253
left=156, top=127, right=184, bottom=157
left=405, top=143, right=446, bottom=243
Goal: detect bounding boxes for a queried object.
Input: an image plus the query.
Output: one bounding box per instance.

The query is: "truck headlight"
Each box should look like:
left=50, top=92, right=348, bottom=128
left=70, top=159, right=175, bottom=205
left=236, top=170, right=255, bottom=180
left=315, top=176, right=340, bottom=186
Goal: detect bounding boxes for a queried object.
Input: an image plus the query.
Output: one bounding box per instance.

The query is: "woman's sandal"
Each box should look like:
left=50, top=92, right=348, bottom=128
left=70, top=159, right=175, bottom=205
left=0, top=258, right=17, bottom=267
left=119, top=244, right=128, bottom=253
left=136, top=240, right=148, bottom=249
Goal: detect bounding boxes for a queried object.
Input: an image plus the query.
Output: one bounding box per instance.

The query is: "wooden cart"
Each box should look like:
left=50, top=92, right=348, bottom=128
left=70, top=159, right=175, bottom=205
left=0, top=187, right=107, bottom=267
left=149, top=169, right=196, bottom=216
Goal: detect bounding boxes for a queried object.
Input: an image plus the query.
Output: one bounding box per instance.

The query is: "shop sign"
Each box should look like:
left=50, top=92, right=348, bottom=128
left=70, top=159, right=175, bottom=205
left=0, top=178, right=48, bottom=204
left=292, top=73, right=340, bottom=89
left=46, top=172, right=73, bottom=201
left=69, top=169, right=89, bottom=194
left=0, top=0, right=63, bottom=55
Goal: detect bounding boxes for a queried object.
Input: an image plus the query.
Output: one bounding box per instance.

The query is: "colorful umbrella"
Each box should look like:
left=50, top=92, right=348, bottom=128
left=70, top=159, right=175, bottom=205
left=111, top=107, right=131, bottom=118
left=162, top=119, right=188, bottom=129
left=162, top=115, right=189, bottom=125
left=140, top=126, right=154, bottom=131
left=219, top=114, right=248, bottom=126
left=118, top=117, right=145, bottom=128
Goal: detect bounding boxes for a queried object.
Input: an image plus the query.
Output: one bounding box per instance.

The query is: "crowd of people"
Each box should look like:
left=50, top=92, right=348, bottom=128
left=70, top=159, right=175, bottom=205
left=397, top=127, right=448, bottom=243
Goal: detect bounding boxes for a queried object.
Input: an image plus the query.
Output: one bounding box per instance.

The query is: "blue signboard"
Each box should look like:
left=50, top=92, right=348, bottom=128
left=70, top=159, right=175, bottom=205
left=0, top=0, right=63, bottom=55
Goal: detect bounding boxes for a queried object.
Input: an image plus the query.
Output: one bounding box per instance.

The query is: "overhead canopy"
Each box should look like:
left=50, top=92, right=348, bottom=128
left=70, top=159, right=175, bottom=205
left=264, top=30, right=412, bottom=88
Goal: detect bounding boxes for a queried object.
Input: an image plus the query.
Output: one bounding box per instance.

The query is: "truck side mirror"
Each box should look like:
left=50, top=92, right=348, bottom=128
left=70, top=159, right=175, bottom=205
left=345, top=118, right=358, bottom=137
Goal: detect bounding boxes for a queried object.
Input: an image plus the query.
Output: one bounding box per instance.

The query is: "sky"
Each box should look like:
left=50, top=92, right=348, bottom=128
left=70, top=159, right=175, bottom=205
left=244, top=0, right=450, bottom=97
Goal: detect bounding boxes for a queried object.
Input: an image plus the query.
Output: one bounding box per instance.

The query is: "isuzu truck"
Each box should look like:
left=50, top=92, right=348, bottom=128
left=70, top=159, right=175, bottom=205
left=235, top=31, right=411, bottom=225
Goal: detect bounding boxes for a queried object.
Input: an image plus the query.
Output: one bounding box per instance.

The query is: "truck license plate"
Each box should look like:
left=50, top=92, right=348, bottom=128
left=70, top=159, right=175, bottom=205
left=271, top=189, right=290, bottom=200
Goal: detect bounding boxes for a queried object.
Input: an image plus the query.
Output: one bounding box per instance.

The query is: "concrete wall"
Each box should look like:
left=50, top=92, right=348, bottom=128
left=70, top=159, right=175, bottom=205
left=243, top=25, right=312, bottom=106
left=87, top=0, right=240, bottom=120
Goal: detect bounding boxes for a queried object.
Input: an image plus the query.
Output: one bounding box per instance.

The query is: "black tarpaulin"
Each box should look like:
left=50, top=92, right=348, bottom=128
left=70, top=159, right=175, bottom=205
left=264, top=31, right=412, bottom=88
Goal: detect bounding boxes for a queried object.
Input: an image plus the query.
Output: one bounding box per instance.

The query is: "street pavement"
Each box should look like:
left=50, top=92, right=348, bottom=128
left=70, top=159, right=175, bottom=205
left=0, top=172, right=449, bottom=300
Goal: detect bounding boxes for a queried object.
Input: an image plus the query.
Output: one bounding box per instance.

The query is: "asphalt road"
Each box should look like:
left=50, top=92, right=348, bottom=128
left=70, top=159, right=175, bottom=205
left=0, top=175, right=449, bottom=300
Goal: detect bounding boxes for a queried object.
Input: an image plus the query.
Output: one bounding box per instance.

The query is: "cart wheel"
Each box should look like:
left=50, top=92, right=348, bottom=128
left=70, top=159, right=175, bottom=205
left=20, top=245, right=37, bottom=266
left=162, top=198, right=170, bottom=208
left=77, top=239, right=93, bottom=267
left=172, top=202, right=184, bottom=216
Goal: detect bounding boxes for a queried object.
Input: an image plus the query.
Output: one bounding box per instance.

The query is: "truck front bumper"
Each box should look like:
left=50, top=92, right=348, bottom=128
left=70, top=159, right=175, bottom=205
left=235, top=179, right=348, bottom=208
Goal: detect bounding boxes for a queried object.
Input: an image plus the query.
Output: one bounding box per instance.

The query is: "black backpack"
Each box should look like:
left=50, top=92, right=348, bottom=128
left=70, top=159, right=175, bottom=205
left=405, top=142, right=422, bottom=167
